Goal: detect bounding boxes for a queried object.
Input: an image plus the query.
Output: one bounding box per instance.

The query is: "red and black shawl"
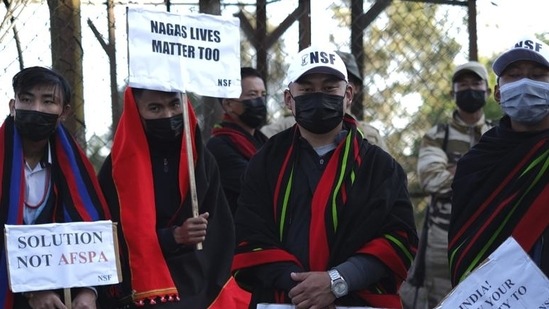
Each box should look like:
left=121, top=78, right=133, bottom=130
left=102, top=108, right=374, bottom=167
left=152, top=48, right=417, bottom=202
left=210, top=115, right=268, bottom=160
left=0, top=116, right=110, bottom=308
left=449, top=116, right=549, bottom=286
left=103, top=87, right=247, bottom=308
left=232, top=115, right=417, bottom=308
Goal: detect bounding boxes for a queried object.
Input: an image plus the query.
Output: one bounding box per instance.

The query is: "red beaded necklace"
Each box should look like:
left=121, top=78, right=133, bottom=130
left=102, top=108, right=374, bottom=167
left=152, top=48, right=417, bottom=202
left=24, top=168, right=51, bottom=209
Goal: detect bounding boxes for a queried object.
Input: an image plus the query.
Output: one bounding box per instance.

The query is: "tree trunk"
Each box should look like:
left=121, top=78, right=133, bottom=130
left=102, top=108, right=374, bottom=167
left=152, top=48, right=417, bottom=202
left=48, top=0, right=86, bottom=149
left=198, top=0, right=223, bottom=142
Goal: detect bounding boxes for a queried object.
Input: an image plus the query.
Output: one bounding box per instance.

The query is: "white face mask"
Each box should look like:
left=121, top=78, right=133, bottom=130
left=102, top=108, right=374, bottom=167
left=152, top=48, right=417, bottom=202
left=500, top=78, right=549, bottom=125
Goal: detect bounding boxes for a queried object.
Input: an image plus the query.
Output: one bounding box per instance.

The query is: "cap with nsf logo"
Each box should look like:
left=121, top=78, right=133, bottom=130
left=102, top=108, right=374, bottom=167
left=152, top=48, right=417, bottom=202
left=286, top=46, right=348, bottom=85
left=492, top=35, right=549, bottom=76
left=452, top=61, right=488, bottom=82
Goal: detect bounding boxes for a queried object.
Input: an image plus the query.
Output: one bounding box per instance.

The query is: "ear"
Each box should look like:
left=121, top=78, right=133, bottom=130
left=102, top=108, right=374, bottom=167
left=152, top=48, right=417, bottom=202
left=494, top=84, right=501, bottom=104
left=486, top=87, right=492, bottom=98
left=283, top=89, right=294, bottom=111
left=60, top=104, right=71, bottom=121
left=9, top=99, right=15, bottom=116
left=345, top=84, right=354, bottom=111
left=221, top=98, right=231, bottom=112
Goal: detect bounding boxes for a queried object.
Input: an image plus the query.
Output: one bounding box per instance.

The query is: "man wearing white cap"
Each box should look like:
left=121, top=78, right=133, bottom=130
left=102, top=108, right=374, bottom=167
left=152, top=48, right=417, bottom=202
left=232, top=46, right=417, bottom=308
left=449, top=35, right=549, bottom=286
left=414, top=60, right=492, bottom=307
left=261, top=50, right=389, bottom=153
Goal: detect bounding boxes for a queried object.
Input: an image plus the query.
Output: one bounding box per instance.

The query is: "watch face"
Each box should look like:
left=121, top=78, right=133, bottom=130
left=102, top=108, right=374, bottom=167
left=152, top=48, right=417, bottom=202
left=334, top=281, right=347, bottom=295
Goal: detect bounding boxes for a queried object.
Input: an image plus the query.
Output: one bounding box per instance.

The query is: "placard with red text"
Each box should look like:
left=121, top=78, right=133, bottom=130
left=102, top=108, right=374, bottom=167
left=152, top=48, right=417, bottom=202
left=4, top=220, right=121, bottom=292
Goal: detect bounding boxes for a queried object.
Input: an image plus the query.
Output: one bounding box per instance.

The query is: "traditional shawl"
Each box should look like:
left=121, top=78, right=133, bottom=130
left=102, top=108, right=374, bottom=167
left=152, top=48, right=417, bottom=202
left=110, top=87, right=198, bottom=305
left=210, top=115, right=267, bottom=159
left=232, top=115, right=417, bottom=308
left=108, top=88, right=250, bottom=308
left=0, top=116, right=110, bottom=308
left=449, top=116, right=549, bottom=286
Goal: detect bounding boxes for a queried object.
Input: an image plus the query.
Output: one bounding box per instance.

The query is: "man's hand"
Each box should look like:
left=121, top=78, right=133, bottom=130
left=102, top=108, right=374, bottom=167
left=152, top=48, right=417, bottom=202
left=172, top=212, right=209, bottom=245
left=72, top=288, right=97, bottom=309
left=288, top=271, right=336, bottom=309
left=27, top=290, right=66, bottom=309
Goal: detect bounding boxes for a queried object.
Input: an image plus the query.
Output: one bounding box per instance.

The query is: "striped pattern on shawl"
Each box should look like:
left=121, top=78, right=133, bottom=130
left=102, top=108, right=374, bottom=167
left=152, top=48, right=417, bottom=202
left=0, top=116, right=110, bottom=308
left=449, top=117, right=549, bottom=285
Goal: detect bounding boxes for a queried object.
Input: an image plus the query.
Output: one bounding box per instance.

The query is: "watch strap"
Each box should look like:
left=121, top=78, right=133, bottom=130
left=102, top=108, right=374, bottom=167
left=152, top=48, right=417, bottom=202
left=328, top=269, right=341, bottom=281
left=328, top=269, right=348, bottom=298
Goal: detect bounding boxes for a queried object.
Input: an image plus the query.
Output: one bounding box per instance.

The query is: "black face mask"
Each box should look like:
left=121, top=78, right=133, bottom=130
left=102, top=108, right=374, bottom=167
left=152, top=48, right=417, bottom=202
left=144, top=115, right=183, bottom=142
left=238, top=97, right=267, bottom=129
left=14, top=109, right=59, bottom=141
left=455, top=89, right=486, bottom=113
left=293, top=92, right=344, bottom=134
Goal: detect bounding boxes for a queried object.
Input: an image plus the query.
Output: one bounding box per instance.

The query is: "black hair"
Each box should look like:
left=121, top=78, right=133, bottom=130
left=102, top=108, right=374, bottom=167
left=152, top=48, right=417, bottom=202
left=217, top=67, right=264, bottom=104
left=347, top=74, right=362, bottom=88
left=131, top=87, right=181, bottom=100
left=241, top=67, right=263, bottom=81
left=12, top=66, right=72, bottom=106
left=131, top=87, right=146, bottom=99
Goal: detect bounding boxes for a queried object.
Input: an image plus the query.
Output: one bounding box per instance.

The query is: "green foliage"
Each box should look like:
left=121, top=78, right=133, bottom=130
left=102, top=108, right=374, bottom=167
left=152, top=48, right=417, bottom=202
left=331, top=1, right=482, bottom=199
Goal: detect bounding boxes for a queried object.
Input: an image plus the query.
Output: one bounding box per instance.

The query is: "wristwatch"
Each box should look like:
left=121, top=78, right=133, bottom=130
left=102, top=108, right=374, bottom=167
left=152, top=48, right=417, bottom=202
left=328, top=269, right=348, bottom=298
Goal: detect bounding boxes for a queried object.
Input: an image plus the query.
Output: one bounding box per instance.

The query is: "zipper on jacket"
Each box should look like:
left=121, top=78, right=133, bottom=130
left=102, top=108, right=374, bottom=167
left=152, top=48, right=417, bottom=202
left=468, top=126, right=475, bottom=149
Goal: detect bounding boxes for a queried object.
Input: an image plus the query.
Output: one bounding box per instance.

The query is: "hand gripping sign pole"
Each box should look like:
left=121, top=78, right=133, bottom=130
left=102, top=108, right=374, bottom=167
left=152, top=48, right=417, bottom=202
left=181, top=94, right=202, bottom=250
left=64, top=289, right=72, bottom=309
left=126, top=7, right=242, bottom=251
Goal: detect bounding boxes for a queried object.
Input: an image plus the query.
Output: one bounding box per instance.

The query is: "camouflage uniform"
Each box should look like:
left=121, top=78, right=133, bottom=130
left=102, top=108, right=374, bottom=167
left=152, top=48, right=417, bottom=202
left=358, top=121, right=389, bottom=152
left=417, top=110, right=492, bottom=307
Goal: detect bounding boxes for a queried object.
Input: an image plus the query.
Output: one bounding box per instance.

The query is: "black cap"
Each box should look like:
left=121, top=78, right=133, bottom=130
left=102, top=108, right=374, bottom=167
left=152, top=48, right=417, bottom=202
left=336, top=51, right=363, bottom=85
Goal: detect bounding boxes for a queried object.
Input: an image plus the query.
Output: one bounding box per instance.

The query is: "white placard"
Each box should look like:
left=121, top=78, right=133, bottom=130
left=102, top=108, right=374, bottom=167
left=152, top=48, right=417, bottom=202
left=4, top=220, right=120, bottom=292
left=127, top=7, right=241, bottom=98
left=436, top=237, right=549, bottom=308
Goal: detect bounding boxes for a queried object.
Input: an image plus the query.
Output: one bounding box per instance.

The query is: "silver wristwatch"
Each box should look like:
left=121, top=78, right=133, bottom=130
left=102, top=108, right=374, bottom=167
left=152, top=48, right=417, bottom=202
left=328, top=269, right=349, bottom=298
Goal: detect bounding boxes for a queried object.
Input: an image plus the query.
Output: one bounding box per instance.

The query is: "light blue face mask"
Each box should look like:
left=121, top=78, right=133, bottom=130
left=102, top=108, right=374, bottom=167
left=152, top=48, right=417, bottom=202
left=500, top=78, right=549, bottom=125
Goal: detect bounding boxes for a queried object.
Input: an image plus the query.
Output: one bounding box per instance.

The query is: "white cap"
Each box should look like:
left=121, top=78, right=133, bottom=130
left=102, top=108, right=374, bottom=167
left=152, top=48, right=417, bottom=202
left=492, top=35, right=549, bottom=76
left=286, top=46, right=348, bottom=85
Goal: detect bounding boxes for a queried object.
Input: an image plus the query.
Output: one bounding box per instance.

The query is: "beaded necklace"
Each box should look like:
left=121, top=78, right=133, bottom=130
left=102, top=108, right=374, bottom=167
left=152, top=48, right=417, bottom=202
left=24, top=168, right=51, bottom=209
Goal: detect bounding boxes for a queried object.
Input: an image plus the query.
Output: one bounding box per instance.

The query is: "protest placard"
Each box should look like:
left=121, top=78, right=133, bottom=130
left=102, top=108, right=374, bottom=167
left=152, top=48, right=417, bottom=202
left=436, top=236, right=549, bottom=308
left=127, top=7, right=241, bottom=98
left=4, top=220, right=120, bottom=293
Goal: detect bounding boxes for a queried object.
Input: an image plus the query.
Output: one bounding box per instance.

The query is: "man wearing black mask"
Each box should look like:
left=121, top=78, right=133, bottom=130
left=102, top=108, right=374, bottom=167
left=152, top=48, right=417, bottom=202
left=98, top=87, right=249, bottom=308
left=0, top=66, right=110, bottom=308
left=232, top=46, right=417, bottom=308
left=206, top=67, right=268, bottom=214
left=415, top=61, right=492, bottom=308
